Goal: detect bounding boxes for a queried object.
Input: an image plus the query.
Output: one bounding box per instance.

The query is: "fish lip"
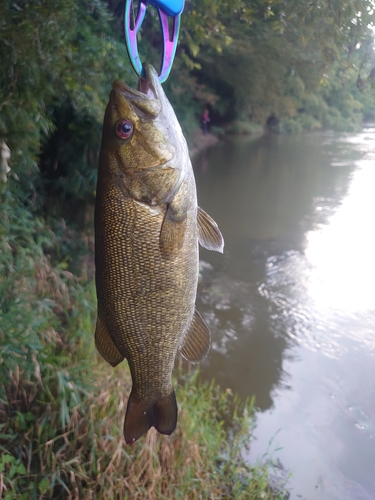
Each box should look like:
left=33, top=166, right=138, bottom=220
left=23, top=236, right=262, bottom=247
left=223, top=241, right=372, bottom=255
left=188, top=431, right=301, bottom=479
left=138, top=64, right=159, bottom=97
left=112, top=64, right=159, bottom=100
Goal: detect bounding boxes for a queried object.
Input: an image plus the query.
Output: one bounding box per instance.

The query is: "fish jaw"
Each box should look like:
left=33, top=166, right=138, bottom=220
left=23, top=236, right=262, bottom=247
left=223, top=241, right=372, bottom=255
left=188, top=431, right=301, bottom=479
left=98, top=65, right=192, bottom=206
left=100, top=86, right=176, bottom=174
left=104, top=63, right=189, bottom=177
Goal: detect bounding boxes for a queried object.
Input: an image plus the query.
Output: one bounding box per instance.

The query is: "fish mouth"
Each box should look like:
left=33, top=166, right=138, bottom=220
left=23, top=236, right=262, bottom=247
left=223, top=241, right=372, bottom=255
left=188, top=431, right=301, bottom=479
left=112, top=64, right=159, bottom=101
left=137, top=64, right=159, bottom=97
left=111, top=64, right=176, bottom=167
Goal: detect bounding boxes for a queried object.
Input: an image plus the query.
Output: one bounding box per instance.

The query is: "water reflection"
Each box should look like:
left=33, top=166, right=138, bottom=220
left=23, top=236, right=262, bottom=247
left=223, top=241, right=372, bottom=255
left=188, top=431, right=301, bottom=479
left=193, top=126, right=375, bottom=499
left=197, top=264, right=289, bottom=409
left=306, top=159, right=375, bottom=313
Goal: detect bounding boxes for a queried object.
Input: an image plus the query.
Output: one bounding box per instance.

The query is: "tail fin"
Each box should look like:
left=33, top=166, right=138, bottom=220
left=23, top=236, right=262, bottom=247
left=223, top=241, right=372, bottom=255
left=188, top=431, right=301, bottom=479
left=124, top=390, right=178, bottom=445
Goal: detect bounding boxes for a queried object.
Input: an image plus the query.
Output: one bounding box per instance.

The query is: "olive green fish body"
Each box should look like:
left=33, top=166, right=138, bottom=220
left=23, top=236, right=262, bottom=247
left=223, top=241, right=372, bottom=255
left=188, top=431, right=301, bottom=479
left=94, top=65, right=224, bottom=444
left=95, top=170, right=198, bottom=388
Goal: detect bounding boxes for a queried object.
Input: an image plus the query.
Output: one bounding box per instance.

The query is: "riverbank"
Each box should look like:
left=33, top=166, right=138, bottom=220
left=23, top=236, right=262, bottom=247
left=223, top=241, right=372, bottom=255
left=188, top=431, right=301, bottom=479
left=0, top=191, right=290, bottom=499
left=188, top=120, right=267, bottom=158
left=188, top=130, right=219, bottom=158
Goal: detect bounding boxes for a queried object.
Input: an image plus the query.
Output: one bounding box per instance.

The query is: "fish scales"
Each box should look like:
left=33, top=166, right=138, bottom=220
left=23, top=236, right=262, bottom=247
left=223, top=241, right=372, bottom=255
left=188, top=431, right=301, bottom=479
left=96, top=179, right=198, bottom=392
left=94, top=64, right=224, bottom=444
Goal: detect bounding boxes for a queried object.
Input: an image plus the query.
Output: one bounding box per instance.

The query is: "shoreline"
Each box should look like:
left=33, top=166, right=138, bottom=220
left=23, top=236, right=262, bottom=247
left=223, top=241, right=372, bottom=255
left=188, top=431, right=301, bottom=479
left=188, top=130, right=219, bottom=158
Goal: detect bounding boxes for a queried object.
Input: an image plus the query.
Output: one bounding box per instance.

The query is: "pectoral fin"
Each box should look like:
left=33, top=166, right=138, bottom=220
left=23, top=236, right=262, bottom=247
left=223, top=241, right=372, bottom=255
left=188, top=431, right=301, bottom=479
left=179, top=309, right=211, bottom=364
left=197, top=207, right=224, bottom=253
left=95, top=316, right=124, bottom=367
left=160, top=202, right=187, bottom=257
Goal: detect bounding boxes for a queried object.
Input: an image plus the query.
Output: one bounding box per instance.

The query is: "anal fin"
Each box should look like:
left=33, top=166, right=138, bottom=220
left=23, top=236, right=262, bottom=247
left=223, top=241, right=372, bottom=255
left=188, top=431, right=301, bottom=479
left=197, top=206, right=224, bottom=253
left=95, top=316, right=124, bottom=367
left=179, top=309, right=211, bottom=364
left=124, top=390, right=178, bottom=445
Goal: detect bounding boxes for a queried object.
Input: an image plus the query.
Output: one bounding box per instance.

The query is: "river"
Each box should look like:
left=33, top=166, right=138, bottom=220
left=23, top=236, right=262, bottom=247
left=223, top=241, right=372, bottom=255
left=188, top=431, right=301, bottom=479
left=192, top=125, right=375, bottom=500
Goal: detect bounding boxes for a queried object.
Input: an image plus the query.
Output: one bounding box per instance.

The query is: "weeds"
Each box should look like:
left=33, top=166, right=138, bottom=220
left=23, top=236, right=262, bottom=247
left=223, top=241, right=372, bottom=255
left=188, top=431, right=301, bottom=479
left=1, top=365, right=289, bottom=499
left=0, top=188, right=289, bottom=499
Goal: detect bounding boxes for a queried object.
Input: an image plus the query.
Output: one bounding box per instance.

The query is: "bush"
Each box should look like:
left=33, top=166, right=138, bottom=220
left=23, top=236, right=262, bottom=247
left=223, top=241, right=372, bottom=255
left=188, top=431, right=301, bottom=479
left=322, top=105, right=363, bottom=132
left=227, top=120, right=264, bottom=135
left=275, top=113, right=321, bottom=134
left=0, top=186, right=94, bottom=409
left=0, top=0, right=132, bottom=204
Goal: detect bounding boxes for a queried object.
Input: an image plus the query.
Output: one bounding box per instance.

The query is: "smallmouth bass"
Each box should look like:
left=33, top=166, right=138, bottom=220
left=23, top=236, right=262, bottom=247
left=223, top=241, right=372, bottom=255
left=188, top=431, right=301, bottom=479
left=94, top=64, right=223, bottom=445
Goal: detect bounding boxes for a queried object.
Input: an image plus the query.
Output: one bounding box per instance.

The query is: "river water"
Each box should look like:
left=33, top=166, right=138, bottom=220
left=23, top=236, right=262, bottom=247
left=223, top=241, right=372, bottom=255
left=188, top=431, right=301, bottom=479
left=192, top=126, right=375, bottom=500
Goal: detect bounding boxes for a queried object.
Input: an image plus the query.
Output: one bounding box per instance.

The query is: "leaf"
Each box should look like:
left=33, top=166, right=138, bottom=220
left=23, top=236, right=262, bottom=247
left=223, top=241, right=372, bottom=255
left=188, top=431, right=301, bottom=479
left=2, top=454, right=14, bottom=464
left=9, top=464, right=17, bottom=478
left=16, top=463, right=27, bottom=474
left=38, top=477, right=50, bottom=494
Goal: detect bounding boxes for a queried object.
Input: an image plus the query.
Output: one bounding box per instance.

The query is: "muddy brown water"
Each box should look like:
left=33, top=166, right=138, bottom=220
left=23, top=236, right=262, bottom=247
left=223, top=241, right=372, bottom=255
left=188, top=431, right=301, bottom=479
left=192, top=126, right=375, bottom=500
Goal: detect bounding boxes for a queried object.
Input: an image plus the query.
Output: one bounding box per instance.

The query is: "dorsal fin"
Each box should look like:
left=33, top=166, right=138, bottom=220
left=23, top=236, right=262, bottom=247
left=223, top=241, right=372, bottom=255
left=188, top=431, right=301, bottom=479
left=179, top=309, right=211, bottom=364
left=197, top=206, right=224, bottom=253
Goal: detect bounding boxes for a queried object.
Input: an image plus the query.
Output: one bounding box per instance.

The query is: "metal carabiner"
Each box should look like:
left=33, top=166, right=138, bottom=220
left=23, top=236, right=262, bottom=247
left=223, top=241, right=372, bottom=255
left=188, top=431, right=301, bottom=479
left=124, top=0, right=184, bottom=83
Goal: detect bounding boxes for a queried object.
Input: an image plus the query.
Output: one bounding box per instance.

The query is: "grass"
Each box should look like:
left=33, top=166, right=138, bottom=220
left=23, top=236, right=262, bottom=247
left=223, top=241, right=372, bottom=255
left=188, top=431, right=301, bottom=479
left=1, top=335, right=290, bottom=498
left=0, top=193, right=290, bottom=499
left=1, top=366, right=290, bottom=499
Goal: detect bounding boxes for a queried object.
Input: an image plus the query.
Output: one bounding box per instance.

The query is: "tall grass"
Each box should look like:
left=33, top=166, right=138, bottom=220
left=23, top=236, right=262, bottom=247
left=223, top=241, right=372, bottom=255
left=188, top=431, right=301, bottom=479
left=0, top=189, right=289, bottom=499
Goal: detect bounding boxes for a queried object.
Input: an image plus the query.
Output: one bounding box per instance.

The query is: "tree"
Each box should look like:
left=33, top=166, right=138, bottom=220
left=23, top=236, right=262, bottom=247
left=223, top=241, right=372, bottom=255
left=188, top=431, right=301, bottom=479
left=190, top=0, right=375, bottom=130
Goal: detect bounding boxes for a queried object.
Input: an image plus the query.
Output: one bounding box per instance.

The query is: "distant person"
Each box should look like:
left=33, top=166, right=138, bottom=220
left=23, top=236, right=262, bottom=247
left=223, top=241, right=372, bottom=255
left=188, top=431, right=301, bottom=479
left=201, top=108, right=210, bottom=135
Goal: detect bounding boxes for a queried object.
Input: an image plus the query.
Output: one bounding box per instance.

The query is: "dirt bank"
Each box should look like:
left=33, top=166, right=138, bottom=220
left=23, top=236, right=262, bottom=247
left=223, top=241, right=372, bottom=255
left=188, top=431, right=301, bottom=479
left=188, top=130, right=219, bottom=158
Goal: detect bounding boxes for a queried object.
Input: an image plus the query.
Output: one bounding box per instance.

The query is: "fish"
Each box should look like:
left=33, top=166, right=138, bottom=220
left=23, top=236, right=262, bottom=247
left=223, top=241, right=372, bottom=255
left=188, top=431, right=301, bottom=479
left=94, top=64, right=224, bottom=445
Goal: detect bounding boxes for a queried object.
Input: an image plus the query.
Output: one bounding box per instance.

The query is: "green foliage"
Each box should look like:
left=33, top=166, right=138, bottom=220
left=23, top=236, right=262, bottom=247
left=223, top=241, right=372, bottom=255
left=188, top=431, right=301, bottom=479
left=275, top=114, right=321, bottom=135
left=227, top=120, right=264, bottom=135
left=191, top=0, right=375, bottom=132
left=1, top=341, right=289, bottom=498
left=0, top=187, right=288, bottom=497
left=1, top=0, right=375, bottom=497
left=0, top=0, right=132, bottom=201
left=0, top=187, right=94, bottom=406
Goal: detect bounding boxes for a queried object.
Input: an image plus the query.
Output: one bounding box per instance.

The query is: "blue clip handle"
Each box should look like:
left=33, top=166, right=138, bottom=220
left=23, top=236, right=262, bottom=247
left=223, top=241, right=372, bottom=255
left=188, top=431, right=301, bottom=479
left=124, top=0, right=184, bottom=83
left=148, top=0, right=184, bottom=17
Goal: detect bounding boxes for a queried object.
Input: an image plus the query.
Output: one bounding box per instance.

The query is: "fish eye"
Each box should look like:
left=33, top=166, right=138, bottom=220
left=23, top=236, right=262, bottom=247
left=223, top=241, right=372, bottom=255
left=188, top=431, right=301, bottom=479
left=116, top=119, right=133, bottom=140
